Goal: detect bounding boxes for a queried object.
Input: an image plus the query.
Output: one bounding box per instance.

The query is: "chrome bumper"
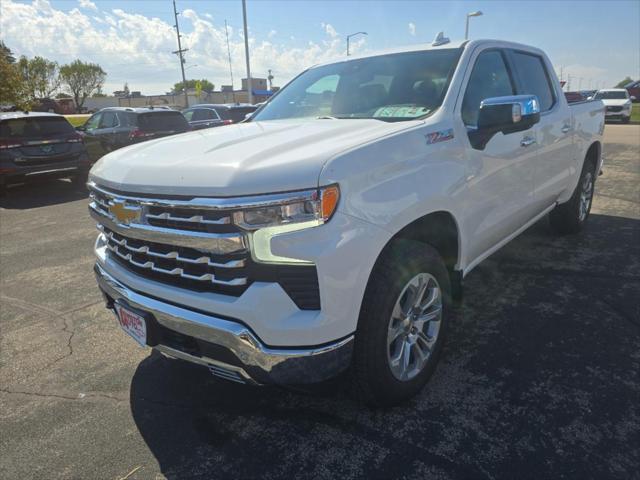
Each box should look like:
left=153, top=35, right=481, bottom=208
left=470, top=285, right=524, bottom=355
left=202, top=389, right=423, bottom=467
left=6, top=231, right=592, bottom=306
left=94, top=263, right=353, bottom=385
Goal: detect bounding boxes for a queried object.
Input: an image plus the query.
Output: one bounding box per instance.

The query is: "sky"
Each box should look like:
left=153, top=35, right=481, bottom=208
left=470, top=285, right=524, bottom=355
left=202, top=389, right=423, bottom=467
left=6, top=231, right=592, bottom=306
left=1, top=0, right=639, bottom=96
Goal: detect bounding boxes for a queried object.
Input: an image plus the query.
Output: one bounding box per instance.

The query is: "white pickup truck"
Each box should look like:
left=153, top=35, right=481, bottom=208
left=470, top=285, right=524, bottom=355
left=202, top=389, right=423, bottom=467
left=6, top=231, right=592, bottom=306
left=89, top=38, right=604, bottom=406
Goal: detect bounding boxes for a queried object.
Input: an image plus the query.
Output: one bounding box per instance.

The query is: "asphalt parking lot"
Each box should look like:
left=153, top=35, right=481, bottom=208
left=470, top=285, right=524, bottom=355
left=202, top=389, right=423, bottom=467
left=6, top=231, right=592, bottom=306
left=1, top=125, right=638, bottom=480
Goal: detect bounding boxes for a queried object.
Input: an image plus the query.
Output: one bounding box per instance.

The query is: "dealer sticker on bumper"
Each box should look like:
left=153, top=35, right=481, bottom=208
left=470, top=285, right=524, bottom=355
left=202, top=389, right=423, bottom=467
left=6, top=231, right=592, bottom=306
left=115, top=303, right=147, bottom=347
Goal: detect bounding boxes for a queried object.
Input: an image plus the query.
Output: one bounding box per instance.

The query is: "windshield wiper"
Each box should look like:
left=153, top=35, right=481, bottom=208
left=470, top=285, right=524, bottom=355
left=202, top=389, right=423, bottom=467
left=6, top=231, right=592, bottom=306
left=316, top=115, right=340, bottom=120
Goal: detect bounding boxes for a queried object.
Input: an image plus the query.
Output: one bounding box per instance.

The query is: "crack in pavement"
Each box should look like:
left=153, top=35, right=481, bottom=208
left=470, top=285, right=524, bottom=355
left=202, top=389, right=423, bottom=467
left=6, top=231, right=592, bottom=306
left=1, top=296, right=102, bottom=372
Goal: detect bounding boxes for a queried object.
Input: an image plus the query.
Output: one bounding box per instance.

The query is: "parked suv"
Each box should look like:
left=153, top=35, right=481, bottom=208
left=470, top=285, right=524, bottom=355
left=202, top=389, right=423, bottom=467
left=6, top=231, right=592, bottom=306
left=1, top=112, right=90, bottom=194
left=89, top=39, right=604, bottom=406
left=78, top=107, right=189, bottom=161
left=594, top=89, right=634, bottom=123
left=182, top=104, right=257, bottom=130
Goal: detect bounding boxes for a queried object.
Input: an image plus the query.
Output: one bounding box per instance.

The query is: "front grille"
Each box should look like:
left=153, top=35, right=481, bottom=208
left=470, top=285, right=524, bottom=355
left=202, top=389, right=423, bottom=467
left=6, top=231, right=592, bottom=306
left=102, top=225, right=249, bottom=294
left=607, top=106, right=623, bottom=112
left=90, top=183, right=321, bottom=309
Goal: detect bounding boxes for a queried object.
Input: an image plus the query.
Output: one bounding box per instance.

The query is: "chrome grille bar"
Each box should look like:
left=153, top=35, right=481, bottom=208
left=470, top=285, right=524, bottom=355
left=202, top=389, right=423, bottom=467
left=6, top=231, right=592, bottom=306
left=99, top=226, right=245, bottom=269
left=105, top=242, right=247, bottom=286
left=89, top=203, right=246, bottom=254
left=146, top=212, right=231, bottom=225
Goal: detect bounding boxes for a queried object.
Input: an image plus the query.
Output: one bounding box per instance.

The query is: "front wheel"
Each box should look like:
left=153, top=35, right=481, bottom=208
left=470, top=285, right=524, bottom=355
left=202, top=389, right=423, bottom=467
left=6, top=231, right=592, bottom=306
left=352, top=240, right=451, bottom=407
left=621, top=116, right=630, bottom=124
left=549, top=158, right=596, bottom=234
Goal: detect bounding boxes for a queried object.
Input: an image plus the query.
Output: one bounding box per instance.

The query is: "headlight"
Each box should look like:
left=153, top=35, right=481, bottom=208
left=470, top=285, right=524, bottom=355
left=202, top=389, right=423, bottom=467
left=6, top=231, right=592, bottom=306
left=235, top=185, right=340, bottom=264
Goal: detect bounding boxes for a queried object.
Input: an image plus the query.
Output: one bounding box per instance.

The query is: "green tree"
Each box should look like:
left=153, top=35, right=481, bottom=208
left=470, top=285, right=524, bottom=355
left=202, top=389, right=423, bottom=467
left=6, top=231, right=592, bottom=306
left=615, top=76, right=634, bottom=88
left=18, top=55, right=60, bottom=100
left=172, top=79, right=214, bottom=94
left=1, top=41, right=15, bottom=63
left=60, top=60, right=106, bottom=112
left=0, top=43, right=27, bottom=108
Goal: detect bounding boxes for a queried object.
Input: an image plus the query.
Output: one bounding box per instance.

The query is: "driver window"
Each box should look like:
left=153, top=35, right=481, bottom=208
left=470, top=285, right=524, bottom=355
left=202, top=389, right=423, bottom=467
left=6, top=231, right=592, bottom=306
left=99, top=111, right=118, bottom=128
left=461, top=50, right=515, bottom=127
left=182, top=110, right=194, bottom=121
left=84, top=113, right=101, bottom=130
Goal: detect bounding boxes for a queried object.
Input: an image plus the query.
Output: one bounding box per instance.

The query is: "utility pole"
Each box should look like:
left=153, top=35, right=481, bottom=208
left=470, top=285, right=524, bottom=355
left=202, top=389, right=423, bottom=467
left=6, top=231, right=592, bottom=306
left=224, top=19, right=236, bottom=103
left=242, top=0, right=252, bottom=104
left=172, top=0, right=189, bottom=108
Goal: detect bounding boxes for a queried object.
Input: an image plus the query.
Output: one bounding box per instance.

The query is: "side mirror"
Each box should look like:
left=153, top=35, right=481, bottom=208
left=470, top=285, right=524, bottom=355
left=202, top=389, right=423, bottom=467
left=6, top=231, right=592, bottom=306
left=469, top=95, right=540, bottom=150
left=478, top=95, right=540, bottom=132
left=244, top=112, right=254, bottom=120
left=631, top=96, right=636, bottom=101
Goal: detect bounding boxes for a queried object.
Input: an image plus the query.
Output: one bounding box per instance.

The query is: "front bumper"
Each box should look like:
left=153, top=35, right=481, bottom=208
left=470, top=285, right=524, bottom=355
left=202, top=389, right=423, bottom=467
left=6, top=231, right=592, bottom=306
left=95, top=262, right=354, bottom=385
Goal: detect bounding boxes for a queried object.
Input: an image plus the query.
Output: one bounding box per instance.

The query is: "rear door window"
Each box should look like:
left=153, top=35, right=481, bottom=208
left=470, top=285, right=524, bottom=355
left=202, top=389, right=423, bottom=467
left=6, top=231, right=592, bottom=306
left=510, top=51, right=556, bottom=111
left=138, top=111, right=189, bottom=132
left=0, top=116, right=75, bottom=139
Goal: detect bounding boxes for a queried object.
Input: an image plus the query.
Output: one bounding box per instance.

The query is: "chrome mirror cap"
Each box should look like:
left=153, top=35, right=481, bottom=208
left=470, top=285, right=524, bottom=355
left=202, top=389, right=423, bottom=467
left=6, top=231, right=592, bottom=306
left=480, top=95, right=540, bottom=124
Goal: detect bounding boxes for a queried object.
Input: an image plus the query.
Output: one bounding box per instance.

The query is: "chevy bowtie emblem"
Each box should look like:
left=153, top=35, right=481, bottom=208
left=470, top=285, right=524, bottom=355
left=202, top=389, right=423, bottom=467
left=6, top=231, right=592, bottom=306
left=109, top=201, right=141, bottom=225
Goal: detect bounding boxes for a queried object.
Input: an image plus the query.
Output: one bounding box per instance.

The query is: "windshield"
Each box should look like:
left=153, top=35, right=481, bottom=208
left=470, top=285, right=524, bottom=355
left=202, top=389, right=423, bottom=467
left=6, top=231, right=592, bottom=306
left=595, top=91, right=628, bottom=100
left=252, top=48, right=462, bottom=122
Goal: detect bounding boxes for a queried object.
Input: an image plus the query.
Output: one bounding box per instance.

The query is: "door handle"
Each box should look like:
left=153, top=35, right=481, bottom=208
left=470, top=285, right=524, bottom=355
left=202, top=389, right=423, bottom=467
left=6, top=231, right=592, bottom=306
left=520, top=136, right=536, bottom=147
left=561, top=124, right=571, bottom=134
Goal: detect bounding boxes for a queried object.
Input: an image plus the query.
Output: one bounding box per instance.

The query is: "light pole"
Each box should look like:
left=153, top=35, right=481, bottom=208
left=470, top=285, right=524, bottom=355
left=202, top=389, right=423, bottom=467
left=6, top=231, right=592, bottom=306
left=242, top=0, right=252, bottom=104
left=346, top=31, right=367, bottom=56
left=464, top=11, right=483, bottom=40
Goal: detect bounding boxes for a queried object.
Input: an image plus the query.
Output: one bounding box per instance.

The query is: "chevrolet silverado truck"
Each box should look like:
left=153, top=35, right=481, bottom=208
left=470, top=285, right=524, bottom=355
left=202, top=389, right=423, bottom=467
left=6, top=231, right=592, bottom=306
left=88, top=38, right=604, bottom=406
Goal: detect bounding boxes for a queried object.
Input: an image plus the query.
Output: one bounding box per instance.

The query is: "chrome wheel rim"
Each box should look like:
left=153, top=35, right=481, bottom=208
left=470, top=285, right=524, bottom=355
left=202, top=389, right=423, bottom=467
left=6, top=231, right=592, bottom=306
left=578, top=171, right=594, bottom=222
left=387, top=273, right=443, bottom=381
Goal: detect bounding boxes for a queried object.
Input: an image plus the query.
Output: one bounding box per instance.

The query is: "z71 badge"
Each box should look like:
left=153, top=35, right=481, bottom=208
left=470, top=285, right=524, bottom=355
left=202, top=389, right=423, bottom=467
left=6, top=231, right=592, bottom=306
left=425, top=128, right=454, bottom=145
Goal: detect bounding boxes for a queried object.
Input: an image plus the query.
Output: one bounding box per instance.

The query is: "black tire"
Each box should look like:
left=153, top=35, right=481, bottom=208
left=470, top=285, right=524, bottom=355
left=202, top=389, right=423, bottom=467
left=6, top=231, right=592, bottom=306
left=352, top=239, right=451, bottom=407
left=549, top=157, right=596, bottom=234
left=622, top=116, right=630, bottom=124
left=71, top=169, right=89, bottom=190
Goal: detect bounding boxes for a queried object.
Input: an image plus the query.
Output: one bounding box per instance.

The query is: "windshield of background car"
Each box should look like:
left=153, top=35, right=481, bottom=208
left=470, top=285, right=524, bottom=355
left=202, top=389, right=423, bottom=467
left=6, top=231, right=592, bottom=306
left=595, top=91, right=628, bottom=99
left=138, top=111, right=189, bottom=132
left=252, top=48, right=462, bottom=122
left=0, top=117, right=75, bottom=139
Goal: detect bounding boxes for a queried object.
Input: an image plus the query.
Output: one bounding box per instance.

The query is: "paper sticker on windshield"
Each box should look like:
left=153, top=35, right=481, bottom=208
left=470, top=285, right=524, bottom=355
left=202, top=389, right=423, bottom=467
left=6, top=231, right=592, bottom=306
left=425, top=128, right=454, bottom=145
left=374, top=105, right=430, bottom=118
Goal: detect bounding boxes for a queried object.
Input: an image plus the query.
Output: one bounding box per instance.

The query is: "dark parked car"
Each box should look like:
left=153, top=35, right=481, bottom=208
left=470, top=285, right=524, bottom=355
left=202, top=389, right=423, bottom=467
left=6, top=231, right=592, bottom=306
left=77, top=107, right=190, bottom=161
left=182, top=104, right=257, bottom=130
left=0, top=112, right=90, bottom=194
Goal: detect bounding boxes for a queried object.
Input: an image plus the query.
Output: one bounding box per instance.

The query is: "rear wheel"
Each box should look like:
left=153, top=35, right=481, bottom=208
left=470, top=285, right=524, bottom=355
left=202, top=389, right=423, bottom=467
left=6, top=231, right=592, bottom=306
left=71, top=169, right=89, bottom=190
left=352, top=239, right=451, bottom=407
left=549, top=158, right=596, bottom=234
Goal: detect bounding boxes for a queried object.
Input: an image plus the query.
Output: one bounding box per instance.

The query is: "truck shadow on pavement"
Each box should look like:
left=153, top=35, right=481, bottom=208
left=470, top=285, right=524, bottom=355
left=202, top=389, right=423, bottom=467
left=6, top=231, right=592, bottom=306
left=129, top=213, right=639, bottom=480
left=0, top=179, right=88, bottom=209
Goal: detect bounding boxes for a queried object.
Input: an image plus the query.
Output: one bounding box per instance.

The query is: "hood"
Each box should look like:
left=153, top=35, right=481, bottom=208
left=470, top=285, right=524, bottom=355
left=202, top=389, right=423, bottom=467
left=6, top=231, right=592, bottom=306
left=601, top=98, right=631, bottom=106
left=89, top=119, right=416, bottom=196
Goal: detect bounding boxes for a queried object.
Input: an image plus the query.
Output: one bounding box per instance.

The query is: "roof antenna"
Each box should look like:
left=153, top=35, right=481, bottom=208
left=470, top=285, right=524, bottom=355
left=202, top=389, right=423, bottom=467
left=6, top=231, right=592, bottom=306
left=432, top=31, right=450, bottom=47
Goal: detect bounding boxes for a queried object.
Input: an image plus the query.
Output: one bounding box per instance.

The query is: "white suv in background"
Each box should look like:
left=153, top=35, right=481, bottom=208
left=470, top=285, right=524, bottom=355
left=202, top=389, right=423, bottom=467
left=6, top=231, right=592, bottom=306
left=595, top=88, right=634, bottom=123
